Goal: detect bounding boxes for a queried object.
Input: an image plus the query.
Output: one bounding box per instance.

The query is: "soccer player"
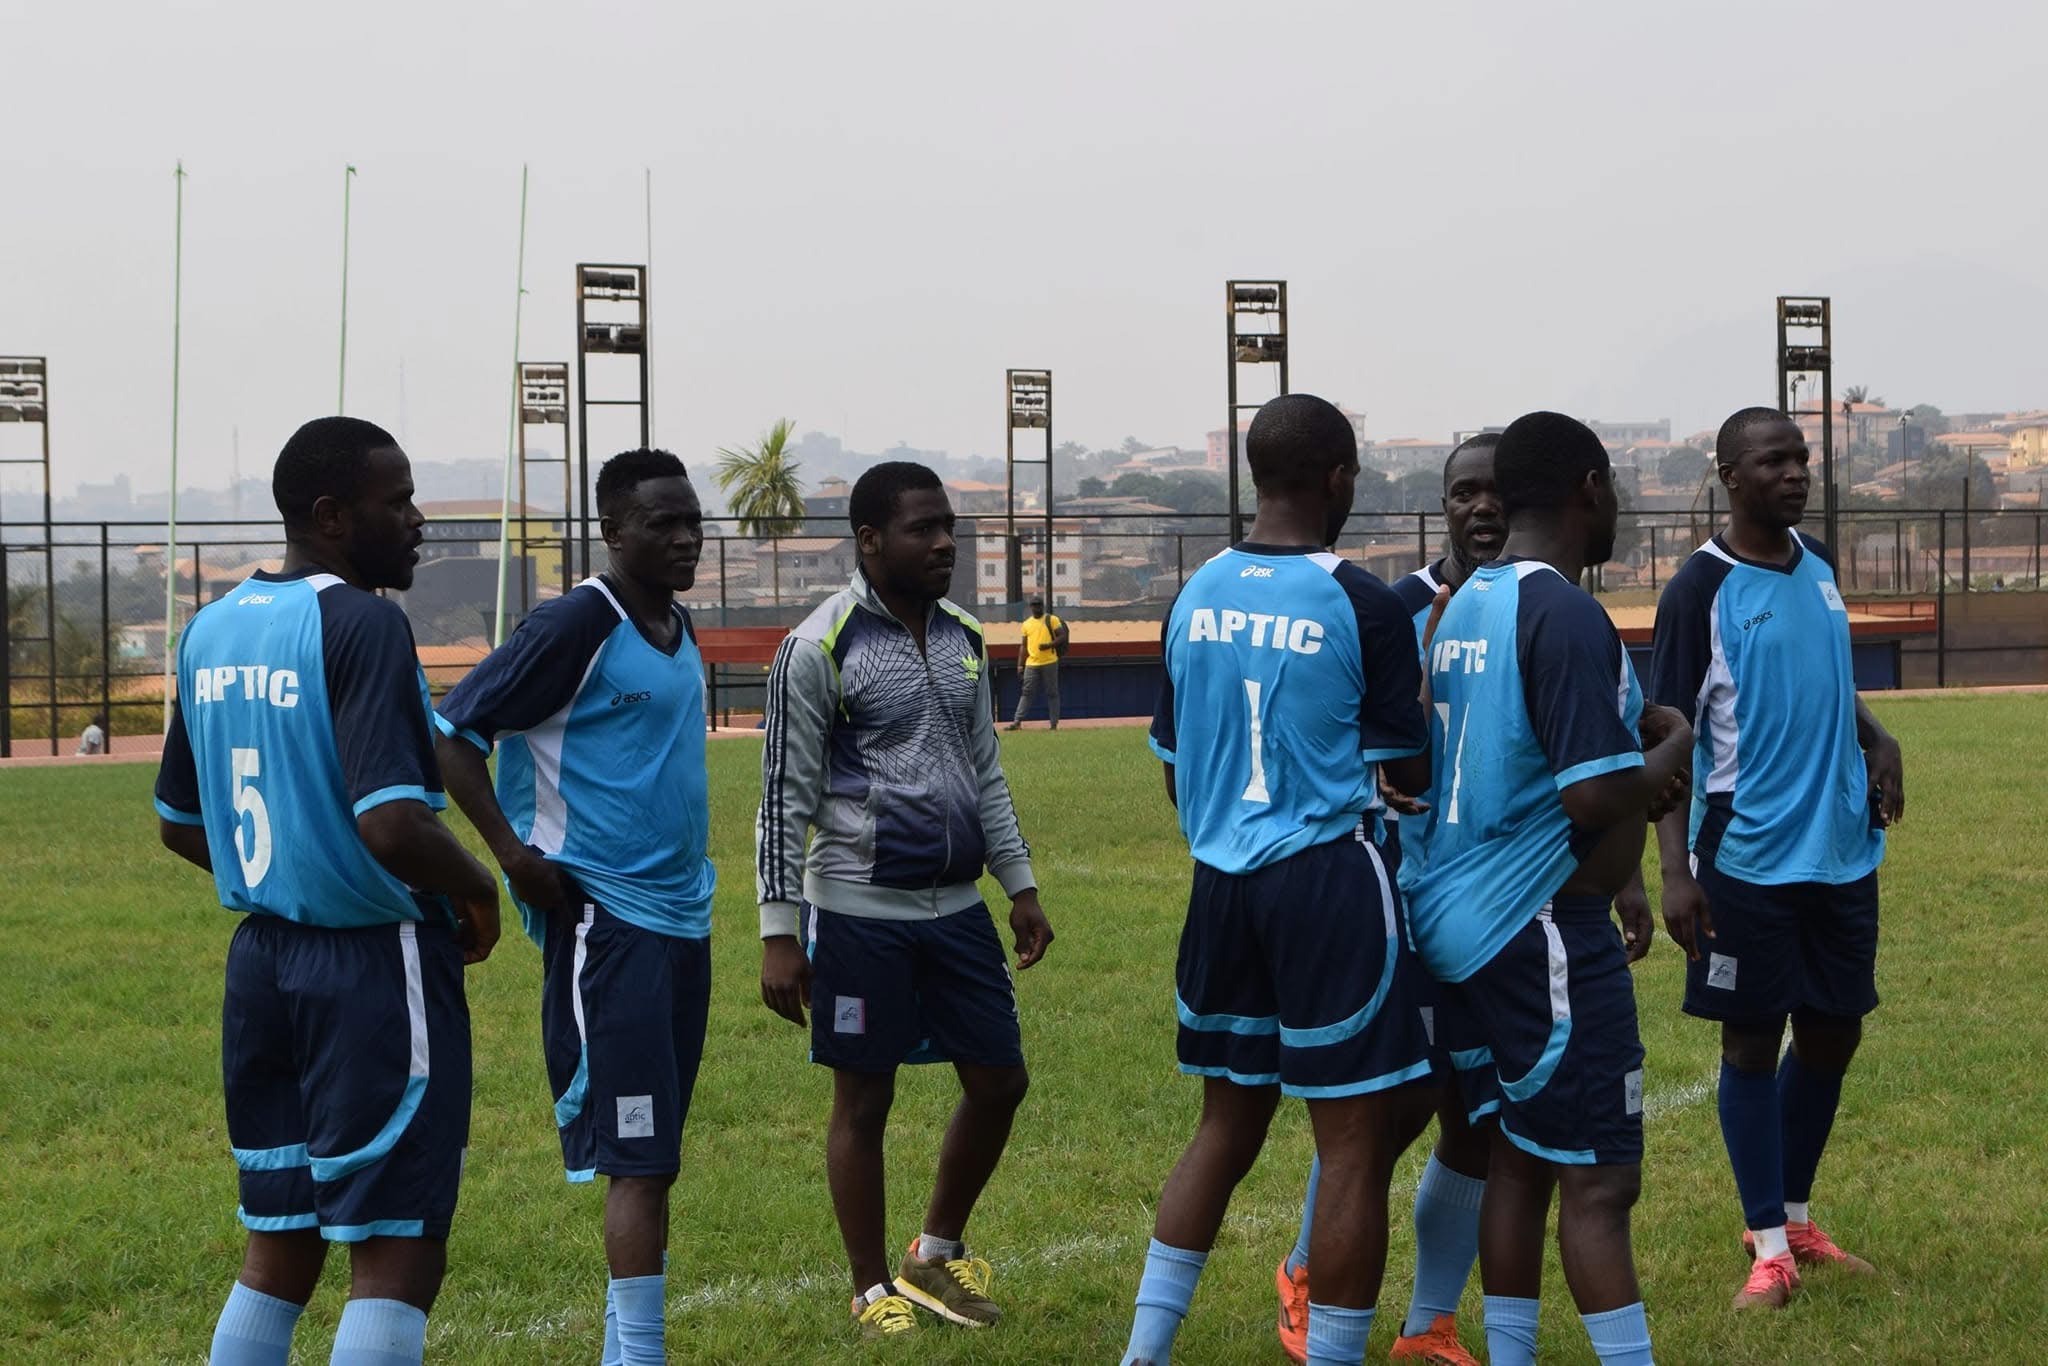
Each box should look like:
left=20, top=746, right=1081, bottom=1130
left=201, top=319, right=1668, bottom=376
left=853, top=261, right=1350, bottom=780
left=1406, top=411, right=1690, bottom=1366
left=153, top=416, right=500, bottom=1366
left=433, top=449, right=716, bottom=1364
left=1129, top=393, right=1438, bottom=1366
left=1275, top=432, right=1507, bottom=1366
left=1005, top=595, right=1067, bottom=730
left=1649, top=408, right=1902, bottom=1311
left=755, top=461, right=1054, bottom=1340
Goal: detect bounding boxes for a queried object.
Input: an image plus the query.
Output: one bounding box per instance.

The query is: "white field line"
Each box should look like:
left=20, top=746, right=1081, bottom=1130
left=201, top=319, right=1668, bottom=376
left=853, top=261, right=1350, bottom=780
left=492, top=1066, right=1720, bottom=1338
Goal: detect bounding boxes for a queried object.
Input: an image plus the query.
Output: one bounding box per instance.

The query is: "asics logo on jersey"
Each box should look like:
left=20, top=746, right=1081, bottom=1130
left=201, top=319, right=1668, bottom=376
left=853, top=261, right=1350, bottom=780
left=609, top=689, right=652, bottom=707
left=1429, top=637, right=1488, bottom=674
left=1186, top=607, right=1324, bottom=655
left=1238, top=564, right=1275, bottom=578
left=189, top=663, right=301, bottom=708
left=234, top=593, right=276, bottom=606
left=1742, top=610, right=1774, bottom=632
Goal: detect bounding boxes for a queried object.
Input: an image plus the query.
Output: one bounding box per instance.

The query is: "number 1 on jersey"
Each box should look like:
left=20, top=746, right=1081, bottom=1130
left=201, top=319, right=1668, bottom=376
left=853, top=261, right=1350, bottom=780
left=1242, top=678, right=1271, bottom=804
left=1435, top=701, right=1470, bottom=825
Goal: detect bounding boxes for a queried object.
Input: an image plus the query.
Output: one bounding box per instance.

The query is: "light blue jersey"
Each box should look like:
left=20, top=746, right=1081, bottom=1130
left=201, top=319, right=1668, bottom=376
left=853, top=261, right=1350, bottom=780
left=1408, top=560, right=1645, bottom=982
left=1648, top=533, right=1882, bottom=885
left=436, top=576, right=716, bottom=942
left=1149, top=544, right=1428, bottom=875
left=154, top=569, right=449, bottom=928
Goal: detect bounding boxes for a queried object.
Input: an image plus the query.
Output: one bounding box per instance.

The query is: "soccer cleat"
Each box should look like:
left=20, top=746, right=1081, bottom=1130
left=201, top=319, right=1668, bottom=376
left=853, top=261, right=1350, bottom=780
left=1390, top=1313, right=1480, bottom=1365
left=1731, top=1253, right=1801, bottom=1311
left=851, top=1291, right=918, bottom=1339
left=1274, top=1258, right=1310, bottom=1364
left=1744, top=1222, right=1877, bottom=1275
left=895, top=1240, right=1001, bottom=1326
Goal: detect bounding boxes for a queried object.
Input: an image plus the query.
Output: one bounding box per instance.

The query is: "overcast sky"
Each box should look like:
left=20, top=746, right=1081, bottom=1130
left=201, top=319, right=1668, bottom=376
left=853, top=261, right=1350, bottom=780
left=3, top=0, right=2042, bottom=507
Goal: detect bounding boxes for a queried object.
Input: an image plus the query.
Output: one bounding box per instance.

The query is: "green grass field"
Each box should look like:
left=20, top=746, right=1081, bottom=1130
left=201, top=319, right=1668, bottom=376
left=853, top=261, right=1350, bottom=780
left=4, top=695, right=2046, bottom=1363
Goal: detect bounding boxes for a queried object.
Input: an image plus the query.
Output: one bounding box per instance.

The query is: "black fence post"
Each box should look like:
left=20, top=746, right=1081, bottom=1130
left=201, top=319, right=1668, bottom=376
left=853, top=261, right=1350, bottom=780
left=0, top=544, right=11, bottom=758
left=100, top=523, right=112, bottom=744
left=1935, top=511, right=1947, bottom=689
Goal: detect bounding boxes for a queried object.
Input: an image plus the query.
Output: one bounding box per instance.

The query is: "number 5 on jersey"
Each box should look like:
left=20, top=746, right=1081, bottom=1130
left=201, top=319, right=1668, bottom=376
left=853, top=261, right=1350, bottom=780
left=232, top=746, right=273, bottom=886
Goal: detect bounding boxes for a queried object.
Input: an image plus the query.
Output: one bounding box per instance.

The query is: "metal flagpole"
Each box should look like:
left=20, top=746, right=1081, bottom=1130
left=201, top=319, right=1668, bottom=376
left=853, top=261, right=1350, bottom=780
left=644, top=166, right=655, bottom=444
left=492, top=165, right=530, bottom=646
left=338, top=164, right=356, bottom=412
left=162, top=161, right=185, bottom=730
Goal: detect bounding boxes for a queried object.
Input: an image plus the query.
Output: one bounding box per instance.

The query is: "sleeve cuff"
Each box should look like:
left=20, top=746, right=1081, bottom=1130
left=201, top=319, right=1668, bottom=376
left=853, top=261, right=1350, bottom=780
left=991, top=859, right=1038, bottom=898
left=154, top=798, right=205, bottom=826
left=1360, top=741, right=1428, bottom=763
left=1148, top=735, right=1176, bottom=763
left=1554, top=751, right=1646, bottom=790
left=759, top=900, right=800, bottom=939
left=352, top=784, right=432, bottom=817
left=431, top=711, right=491, bottom=754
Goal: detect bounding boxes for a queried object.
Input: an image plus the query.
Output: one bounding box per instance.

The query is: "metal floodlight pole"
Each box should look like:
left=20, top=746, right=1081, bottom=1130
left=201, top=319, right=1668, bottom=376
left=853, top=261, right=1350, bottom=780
left=1004, top=369, right=1053, bottom=606
left=163, top=161, right=186, bottom=732
left=492, top=165, right=530, bottom=647
left=338, top=164, right=356, bottom=413
left=574, top=264, right=651, bottom=581
left=0, top=354, right=56, bottom=755
left=1775, top=295, right=1835, bottom=551
left=1225, top=280, right=1289, bottom=544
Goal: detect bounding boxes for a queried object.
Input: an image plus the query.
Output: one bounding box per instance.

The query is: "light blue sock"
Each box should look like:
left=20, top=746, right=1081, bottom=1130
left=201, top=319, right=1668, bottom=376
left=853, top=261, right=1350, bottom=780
left=1483, top=1294, right=1540, bottom=1366
left=330, top=1297, right=427, bottom=1365
left=1288, top=1156, right=1321, bottom=1275
left=1404, top=1155, right=1485, bottom=1335
left=609, top=1274, right=665, bottom=1366
left=209, top=1282, right=303, bottom=1366
left=601, top=1280, right=621, bottom=1366
left=1582, top=1302, right=1653, bottom=1365
left=1121, top=1239, right=1207, bottom=1365
left=1305, top=1301, right=1374, bottom=1366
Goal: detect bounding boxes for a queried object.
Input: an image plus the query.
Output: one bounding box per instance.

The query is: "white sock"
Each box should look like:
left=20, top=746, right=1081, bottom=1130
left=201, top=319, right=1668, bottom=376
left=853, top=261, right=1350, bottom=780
left=1752, top=1224, right=1790, bottom=1260
left=859, top=1282, right=896, bottom=1307
left=918, top=1233, right=965, bottom=1262
left=1785, top=1201, right=1810, bottom=1225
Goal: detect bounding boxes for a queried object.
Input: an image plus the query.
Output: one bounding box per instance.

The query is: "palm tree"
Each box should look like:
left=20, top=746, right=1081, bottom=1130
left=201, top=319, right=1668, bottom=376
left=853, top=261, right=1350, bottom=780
left=715, top=418, right=806, bottom=603
left=1843, top=385, right=1884, bottom=406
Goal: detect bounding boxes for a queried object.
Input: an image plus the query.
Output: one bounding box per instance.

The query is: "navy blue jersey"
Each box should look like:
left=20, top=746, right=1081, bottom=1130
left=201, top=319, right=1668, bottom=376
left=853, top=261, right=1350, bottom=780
left=1407, top=560, right=1645, bottom=982
left=1388, top=561, right=1449, bottom=893
left=1648, top=534, right=1882, bottom=886
left=435, top=576, right=716, bottom=941
left=1149, top=544, right=1428, bottom=875
left=153, top=569, right=448, bottom=928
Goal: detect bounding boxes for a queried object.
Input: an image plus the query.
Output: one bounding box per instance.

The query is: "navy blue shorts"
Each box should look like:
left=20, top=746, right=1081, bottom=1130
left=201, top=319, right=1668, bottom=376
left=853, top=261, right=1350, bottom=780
left=1176, top=829, right=1437, bottom=1100
left=802, top=902, right=1024, bottom=1073
left=223, top=915, right=470, bottom=1241
left=541, top=901, right=711, bottom=1181
left=1684, top=854, right=1880, bottom=1023
left=1440, top=898, right=1644, bottom=1166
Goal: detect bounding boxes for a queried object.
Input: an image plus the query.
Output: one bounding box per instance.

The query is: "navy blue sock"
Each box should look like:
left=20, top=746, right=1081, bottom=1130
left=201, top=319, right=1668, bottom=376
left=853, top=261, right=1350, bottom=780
left=1779, top=1049, right=1846, bottom=1206
left=1718, top=1060, right=1785, bottom=1230
left=1288, top=1156, right=1321, bottom=1276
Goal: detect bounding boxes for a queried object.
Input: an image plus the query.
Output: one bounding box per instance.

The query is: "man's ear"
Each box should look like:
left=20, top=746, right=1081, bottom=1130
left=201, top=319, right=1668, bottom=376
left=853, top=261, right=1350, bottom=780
left=600, top=511, right=621, bottom=551
left=856, top=525, right=881, bottom=558
left=308, top=492, right=349, bottom=541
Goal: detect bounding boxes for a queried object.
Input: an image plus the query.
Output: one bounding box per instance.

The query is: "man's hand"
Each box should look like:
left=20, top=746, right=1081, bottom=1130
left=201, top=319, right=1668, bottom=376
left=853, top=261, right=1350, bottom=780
left=1659, top=865, right=1715, bottom=963
left=1419, top=585, right=1452, bottom=656
left=760, top=935, right=812, bottom=1026
left=1377, top=771, right=1430, bottom=818
left=1647, top=766, right=1691, bottom=823
left=1615, top=876, right=1654, bottom=964
left=1639, top=703, right=1690, bottom=749
left=1008, top=889, right=1054, bottom=970
left=1866, top=731, right=1905, bottom=827
left=452, top=888, right=502, bottom=965
left=503, top=845, right=572, bottom=915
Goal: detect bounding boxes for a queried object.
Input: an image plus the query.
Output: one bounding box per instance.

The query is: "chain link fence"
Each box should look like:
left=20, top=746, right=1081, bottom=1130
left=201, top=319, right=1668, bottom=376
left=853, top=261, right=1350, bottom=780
left=5, top=508, right=2043, bottom=755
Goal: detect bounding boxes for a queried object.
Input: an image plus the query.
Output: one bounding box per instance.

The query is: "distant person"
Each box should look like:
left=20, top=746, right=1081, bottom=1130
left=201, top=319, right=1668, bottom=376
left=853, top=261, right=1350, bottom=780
left=434, top=448, right=715, bottom=1366
left=1650, top=408, right=1901, bottom=1313
left=1406, top=411, right=1688, bottom=1366
left=153, top=416, right=499, bottom=1366
left=1005, top=597, right=1067, bottom=731
left=756, top=461, right=1054, bottom=1339
left=1126, top=393, right=1437, bottom=1366
left=77, top=713, right=108, bottom=756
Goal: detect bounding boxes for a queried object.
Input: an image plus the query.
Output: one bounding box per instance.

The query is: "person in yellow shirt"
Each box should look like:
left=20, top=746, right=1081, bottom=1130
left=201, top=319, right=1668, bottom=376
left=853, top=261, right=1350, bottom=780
left=1006, top=597, right=1067, bottom=731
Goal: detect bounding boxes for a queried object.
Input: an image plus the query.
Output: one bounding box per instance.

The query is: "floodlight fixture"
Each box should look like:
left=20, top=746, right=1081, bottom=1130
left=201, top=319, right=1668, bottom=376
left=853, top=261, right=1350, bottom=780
left=1775, top=295, right=1837, bottom=551
left=1225, top=279, right=1290, bottom=541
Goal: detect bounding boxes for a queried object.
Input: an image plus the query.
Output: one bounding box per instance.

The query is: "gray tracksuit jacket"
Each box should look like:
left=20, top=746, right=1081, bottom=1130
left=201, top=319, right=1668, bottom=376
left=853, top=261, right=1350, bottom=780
left=755, top=570, right=1036, bottom=938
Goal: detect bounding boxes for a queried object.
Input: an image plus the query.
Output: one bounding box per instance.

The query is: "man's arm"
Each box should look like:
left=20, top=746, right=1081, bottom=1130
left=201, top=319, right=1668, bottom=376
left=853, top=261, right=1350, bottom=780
left=967, top=638, right=1053, bottom=969
left=434, top=733, right=571, bottom=913
left=159, top=819, right=212, bottom=871
left=1557, top=705, right=1691, bottom=830
left=1340, top=565, right=1431, bottom=797
left=1854, top=695, right=1904, bottom=826
left=757, top=633, right=835, bottom=1023
left=154, top=699, right=211, bottom=870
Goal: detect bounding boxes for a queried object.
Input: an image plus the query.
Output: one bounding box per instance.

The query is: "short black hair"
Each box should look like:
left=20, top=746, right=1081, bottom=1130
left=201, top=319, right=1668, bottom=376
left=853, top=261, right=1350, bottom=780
left=1492, top=412, right=1609, bottom=518
left=1246, top=394, right=1357, bottom=495
left=597, top=448, right=689, bottom=517
left=849, top=461, right=944, bottom=534
left=272, top=416, right=400, bottom=530
left=1443, top=432, right=1500, bottom=486
left=1716, top=407, right=1794, bottom=469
